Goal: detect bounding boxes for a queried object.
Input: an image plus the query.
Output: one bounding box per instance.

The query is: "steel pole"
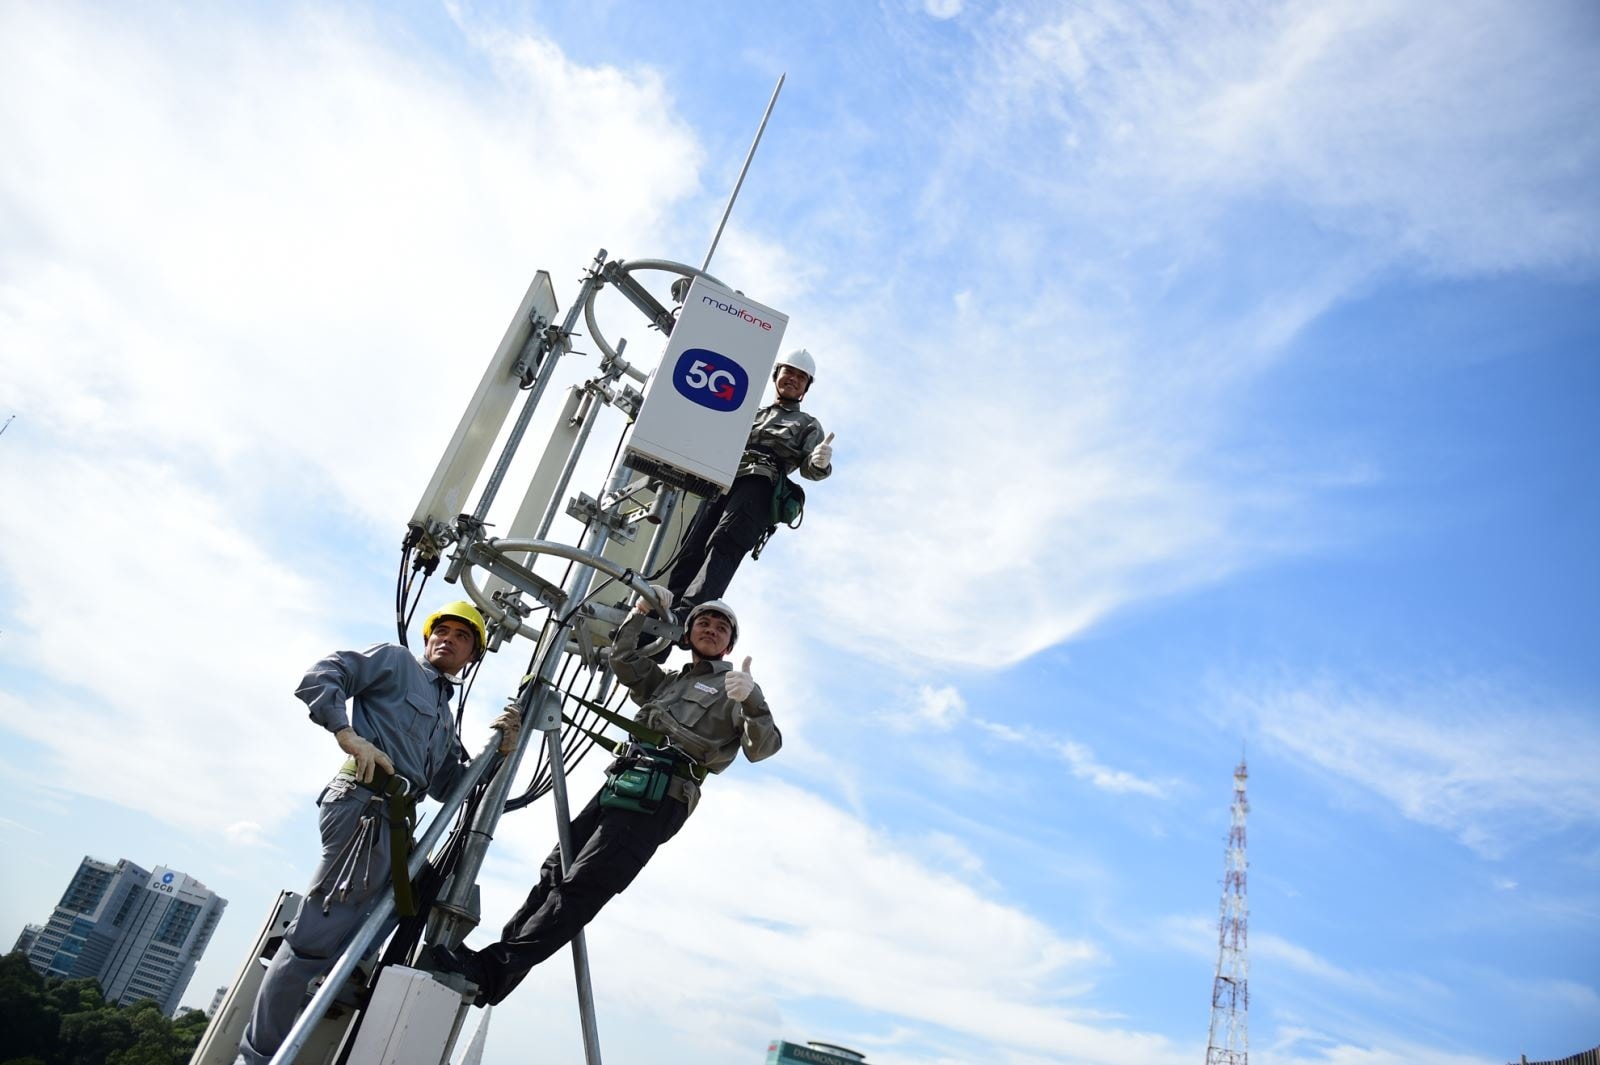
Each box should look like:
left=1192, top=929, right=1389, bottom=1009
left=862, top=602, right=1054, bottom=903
left=267, top=734, right=505, bottom=1065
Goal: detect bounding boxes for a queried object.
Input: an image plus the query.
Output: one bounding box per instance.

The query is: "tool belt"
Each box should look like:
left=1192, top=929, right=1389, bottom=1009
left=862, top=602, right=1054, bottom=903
left=339, top=758, right=421, bottom=917
left=738, top=443, right=784, bottom=479
left=599, top=740, right=703, bottom=814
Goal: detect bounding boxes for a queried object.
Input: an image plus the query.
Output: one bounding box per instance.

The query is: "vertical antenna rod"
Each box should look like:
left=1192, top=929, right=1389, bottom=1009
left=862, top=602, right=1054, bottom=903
left=700, top=73, right=785, bottom=273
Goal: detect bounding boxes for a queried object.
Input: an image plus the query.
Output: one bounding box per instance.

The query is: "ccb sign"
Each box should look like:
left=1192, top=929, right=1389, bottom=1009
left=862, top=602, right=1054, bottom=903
left=672, top=348, right=748, bottom=412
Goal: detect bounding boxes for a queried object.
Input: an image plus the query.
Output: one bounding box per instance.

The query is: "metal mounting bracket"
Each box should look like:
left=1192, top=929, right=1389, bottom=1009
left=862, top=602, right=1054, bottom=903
left=565, top=492, right=638, bottom=547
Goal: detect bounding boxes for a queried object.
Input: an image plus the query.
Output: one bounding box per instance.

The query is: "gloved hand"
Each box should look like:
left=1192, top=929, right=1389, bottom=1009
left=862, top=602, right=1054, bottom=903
left=492, top=707, right=522, bottom=753
left=337, top=728, right=395, bottom=784
left=811, top=431, right=835, bottom=469
left=724, top=656, right=756, bottom=703
left=634, top=583, right=673, bottom=616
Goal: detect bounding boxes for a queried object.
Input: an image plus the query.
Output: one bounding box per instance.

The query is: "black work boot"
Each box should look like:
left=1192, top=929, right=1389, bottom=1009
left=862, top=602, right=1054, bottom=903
left=420, top=944, right=488, bottom=1007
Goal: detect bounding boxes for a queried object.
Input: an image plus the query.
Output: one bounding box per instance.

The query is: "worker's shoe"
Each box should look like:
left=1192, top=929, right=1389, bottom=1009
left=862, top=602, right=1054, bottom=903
left=420, top=944, right=488, bottom=1007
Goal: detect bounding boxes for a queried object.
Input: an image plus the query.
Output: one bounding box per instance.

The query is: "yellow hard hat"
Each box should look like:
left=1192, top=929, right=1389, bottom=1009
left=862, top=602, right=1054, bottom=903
left=422, top=600, right=487, bottom=652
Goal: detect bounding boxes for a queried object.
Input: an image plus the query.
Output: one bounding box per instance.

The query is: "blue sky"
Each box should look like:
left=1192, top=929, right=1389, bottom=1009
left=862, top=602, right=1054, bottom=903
left=1, top=2, right=1597, bottom=1064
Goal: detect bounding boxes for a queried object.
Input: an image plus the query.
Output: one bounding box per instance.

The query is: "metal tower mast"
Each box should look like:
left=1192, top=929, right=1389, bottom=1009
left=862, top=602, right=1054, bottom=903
left=1205, top=758, right=1250, bottom=1065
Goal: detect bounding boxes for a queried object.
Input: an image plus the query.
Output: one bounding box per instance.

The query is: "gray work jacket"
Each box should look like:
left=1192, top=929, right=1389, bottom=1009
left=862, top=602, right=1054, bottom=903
left=609, top=611, right=782, bottom=812
left=296, top=644, right=467, bottom=800
left=737, top=398, right=831, bottom=483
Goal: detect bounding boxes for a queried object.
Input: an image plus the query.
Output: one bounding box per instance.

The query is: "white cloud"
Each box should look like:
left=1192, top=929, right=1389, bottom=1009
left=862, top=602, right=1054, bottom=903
left=1230, top=673, right=1600, bottom=856
left=924, top=0, right=964, bottom=20
left=1266, top=1026, right=1497, bottom=1065
left=1255, top=932, right=1385, bottom=998
left=475, top=778, right=1192, bottom=1065
left=1051, top=738, right=1167, bottom=797
left=949, top=0, right=1600, bottom=275
left=224, top=821, right=269, bottom=849
left=972, top=718, right=1169, bottom=798
left=0, top=3, right=704, bottom=837
left=764, top=2, right=1599, bottom=674
left=881, top=683, right=967, bottom=732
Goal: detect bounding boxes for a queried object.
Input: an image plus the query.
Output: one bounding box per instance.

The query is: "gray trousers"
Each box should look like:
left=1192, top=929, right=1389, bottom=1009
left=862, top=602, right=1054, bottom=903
left=240, top=780, right=394, bottom=1065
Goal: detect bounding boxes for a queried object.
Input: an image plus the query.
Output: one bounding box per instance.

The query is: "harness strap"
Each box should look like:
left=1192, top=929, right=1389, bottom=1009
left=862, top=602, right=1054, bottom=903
left=551, top=677, right=711, bottom=783
left=558, top=713, right=708, bottom=783
left=553, top=688, right=666, bottom=747
left=339, top=758, right=420, bottom=917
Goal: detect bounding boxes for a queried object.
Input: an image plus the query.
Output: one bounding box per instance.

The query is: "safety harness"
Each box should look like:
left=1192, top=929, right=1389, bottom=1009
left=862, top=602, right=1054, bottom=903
left=333, top=758, right=422, bottom=917
left=558, top=690, right=709, bottom=813
left=741, top=444, right=806, bottom=562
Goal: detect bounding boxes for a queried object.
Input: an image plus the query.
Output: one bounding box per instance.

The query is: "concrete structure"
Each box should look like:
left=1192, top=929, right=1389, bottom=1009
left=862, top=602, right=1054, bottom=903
left=20, top=856, right=227, bottom=1015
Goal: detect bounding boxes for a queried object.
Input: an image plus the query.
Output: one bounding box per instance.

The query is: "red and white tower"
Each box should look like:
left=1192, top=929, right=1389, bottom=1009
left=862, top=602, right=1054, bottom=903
left=1205, top=759, right=1250, bottom=1065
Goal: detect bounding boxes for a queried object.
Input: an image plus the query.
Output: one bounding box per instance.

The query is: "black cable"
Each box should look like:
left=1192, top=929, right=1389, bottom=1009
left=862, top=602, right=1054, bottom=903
left=395, top=544, right=412, bottom=647
left=492, top=410, right=708, bottom=814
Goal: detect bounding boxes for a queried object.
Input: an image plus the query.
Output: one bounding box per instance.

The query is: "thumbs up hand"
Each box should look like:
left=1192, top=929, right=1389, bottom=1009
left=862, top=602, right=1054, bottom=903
left=811, top=431, right=835, bottom=469
left=725, top=656, right=756, bottom=703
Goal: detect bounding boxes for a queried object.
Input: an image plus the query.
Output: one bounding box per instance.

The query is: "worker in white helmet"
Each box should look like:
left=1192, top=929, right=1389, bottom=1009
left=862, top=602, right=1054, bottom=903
left=424, top=588, right=780, bottom=1005
left=665, top=347, right=833, bottom=614
left=238, top=602, right=520, bottom=1065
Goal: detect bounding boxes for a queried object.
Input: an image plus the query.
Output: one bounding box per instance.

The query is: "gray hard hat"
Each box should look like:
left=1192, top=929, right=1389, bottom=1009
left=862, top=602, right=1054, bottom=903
left=685, top=599, right=739, bottom=652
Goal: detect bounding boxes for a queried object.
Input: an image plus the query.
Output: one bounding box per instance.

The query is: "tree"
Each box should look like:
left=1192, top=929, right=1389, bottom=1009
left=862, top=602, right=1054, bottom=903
left=0, top=952, right=59, bottom=1064
left=0, top=952, right=210, bottom=1065
left=58, top=1003, right=135, bottom=1065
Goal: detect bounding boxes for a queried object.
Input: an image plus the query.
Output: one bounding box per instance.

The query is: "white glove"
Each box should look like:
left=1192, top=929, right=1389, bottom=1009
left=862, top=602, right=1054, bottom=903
left=634, top=583, right=673, bottom=615
left=810, top=431, right=835, bottom=469
left=492, top=707, right=522, bottom=753
left=337, top=728, right=395, bottom=784
left=724, top=656, right=755, bottom=703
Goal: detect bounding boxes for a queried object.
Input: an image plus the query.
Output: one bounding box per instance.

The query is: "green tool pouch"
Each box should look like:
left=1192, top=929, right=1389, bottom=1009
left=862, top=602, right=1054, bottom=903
left=770, top=476, right=805, bottom=528
left=599, top=746, right=677, bottom=814
left=755, top=477, right=806, bottom=561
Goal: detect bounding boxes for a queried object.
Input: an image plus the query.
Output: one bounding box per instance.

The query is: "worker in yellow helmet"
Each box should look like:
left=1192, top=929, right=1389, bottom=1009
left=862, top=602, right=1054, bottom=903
left=238, top=601, right=518, bottom=1065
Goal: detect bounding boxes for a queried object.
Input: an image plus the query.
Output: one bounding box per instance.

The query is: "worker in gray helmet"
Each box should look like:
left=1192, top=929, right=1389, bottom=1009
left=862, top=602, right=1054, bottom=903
left=238, top=602, right=521, bottom=1065
left=424, top=589, right=780, bottom=1006
left=665, top=348, right=833, bottom=613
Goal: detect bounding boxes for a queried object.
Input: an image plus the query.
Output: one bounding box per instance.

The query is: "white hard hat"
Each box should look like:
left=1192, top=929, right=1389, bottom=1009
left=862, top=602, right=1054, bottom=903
left=773, top=348, right=816, bottom=384
left=684, top=600, right=739, bottom=652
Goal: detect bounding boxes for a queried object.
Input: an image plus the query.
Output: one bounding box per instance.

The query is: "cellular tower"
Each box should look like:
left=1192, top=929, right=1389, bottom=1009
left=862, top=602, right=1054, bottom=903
left=1205, top=758, right=1250, bottom=1065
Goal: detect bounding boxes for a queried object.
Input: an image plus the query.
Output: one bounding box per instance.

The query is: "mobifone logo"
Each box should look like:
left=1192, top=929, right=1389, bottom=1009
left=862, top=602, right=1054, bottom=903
left=673, top=348, right=749, bottom=412
left=700, top=294, right=775, bottom=332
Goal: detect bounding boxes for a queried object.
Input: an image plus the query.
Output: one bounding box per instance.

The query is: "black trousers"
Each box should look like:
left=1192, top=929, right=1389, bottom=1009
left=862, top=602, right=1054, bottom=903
left=472, top=788, right=688, bottom=1004
left=665, top=474, right=772, bottom=608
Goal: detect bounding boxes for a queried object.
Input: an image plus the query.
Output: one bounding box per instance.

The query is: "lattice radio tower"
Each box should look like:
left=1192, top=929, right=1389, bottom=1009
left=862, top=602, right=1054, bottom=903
left=1205, top=758, right=1250, bottom=1065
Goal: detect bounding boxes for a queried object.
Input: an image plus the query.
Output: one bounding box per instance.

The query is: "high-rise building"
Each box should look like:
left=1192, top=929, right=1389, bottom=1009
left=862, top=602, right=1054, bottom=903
left=20, top=856, right=228, bottom=1015
left=26, top=857, right=152, bottom=982
left=12, top=923, right=43, bottom=957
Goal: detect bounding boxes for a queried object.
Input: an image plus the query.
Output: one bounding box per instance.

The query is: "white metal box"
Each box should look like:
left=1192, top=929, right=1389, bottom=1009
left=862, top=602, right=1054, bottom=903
left=621, top=275, right=787, bottom=496
left=345, top=965, right=469, bottom=1065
